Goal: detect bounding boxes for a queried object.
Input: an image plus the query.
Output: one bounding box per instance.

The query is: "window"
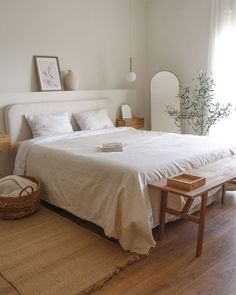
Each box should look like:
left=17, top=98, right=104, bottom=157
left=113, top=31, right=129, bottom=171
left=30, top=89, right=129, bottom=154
left=209, top=0, right=236, bottom=140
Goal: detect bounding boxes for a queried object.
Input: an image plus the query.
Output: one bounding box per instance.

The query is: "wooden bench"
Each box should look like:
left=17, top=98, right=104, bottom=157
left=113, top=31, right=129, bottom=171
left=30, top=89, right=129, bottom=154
left=148, top=156, right=236, bottom=257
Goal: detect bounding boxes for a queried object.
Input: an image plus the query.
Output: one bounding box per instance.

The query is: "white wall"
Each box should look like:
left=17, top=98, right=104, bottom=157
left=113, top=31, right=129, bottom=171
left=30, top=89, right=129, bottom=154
left=0, top=0, right=147, bottom=93
left=0, top=0, right=149, bottom=123
left=147, top=0, right=211, bottom=86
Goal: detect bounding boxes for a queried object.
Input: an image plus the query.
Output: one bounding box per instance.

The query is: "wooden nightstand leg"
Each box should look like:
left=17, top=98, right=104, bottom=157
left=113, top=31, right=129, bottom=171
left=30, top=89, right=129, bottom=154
left=158, top=190, right=168, bottom=240
left=196, top=192, right=208, bottom=257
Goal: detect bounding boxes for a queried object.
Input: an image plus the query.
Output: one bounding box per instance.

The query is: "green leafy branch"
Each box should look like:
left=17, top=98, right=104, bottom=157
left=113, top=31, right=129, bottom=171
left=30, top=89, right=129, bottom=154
left=166, top=72, right=233, bottom=136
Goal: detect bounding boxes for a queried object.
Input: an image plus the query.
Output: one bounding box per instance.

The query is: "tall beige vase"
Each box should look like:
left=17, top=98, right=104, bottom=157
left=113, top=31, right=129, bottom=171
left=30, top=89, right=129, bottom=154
left=64, top=70, right=79, bottom=90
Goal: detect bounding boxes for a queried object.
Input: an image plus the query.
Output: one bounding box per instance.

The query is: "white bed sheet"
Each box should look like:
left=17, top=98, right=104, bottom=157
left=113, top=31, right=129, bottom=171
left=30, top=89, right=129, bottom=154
left=14, top=128, right=235, bottom=254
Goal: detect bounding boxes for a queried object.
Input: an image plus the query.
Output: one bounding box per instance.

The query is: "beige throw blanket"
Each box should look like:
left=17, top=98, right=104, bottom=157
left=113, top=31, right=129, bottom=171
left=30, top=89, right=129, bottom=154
left=0, top=175, right=38, bottom=197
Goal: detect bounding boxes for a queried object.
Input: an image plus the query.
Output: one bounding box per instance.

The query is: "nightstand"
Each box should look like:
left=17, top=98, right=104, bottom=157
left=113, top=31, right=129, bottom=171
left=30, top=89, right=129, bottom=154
left=0, top=133, right=10, bottom=178
left=116, top=117, right=144, bottom=129
left=0, top=133, right=10, bottom=150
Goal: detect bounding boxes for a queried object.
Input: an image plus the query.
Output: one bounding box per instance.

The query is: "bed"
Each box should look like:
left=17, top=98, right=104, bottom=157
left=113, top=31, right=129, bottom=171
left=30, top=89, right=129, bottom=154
left=5, top=99, right=236, bottom=255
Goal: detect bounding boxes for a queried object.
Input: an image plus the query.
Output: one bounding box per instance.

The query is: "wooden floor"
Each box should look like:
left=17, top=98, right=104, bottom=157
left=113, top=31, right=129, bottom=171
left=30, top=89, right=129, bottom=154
left=1, top=191, right=236, bottom=295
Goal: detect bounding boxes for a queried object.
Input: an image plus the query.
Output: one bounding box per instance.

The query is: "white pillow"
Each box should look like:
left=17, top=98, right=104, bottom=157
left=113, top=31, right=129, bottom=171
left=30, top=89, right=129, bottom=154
left=73, top=109, right=114, bottom=130
left=25, top=112, right=73, bottom=138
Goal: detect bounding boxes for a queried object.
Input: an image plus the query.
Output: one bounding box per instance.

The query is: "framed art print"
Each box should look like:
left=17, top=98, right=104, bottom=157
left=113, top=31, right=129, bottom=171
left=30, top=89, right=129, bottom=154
left=34, top=55, right=63, bottom=91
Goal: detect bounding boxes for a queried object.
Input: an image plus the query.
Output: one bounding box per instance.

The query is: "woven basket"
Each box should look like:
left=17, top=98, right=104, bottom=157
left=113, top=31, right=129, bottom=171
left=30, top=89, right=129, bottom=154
left=0, top=176, right=40, bottom=220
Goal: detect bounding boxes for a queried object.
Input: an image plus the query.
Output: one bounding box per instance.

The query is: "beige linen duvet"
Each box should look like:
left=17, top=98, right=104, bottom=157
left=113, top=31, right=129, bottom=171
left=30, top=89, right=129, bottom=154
left=14, top=127, right=235, bottom=254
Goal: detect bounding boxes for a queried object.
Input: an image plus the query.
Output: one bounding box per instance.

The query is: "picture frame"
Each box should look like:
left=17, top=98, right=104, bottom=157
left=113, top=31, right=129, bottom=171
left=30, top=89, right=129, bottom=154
left=34, top=55, right=63, bottom=91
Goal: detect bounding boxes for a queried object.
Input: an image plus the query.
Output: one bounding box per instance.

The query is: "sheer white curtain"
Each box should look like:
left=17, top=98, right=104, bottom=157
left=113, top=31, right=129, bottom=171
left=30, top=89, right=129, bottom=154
left=209, top=0, right=236, bottom=141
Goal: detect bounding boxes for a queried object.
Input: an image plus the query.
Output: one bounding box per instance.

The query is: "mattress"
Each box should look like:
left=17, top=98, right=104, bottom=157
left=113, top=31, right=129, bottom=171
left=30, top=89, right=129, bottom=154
left=14, top=127, right=235, bottom=254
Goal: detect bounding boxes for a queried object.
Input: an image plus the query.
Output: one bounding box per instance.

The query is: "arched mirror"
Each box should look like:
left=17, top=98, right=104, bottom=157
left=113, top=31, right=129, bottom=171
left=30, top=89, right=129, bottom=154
left=151, top=71, right=180, bottom=133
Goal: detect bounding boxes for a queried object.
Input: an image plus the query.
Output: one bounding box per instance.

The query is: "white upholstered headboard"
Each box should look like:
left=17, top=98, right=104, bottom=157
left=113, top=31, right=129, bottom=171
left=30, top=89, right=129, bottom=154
left=5, top=99, right=115, bottom=145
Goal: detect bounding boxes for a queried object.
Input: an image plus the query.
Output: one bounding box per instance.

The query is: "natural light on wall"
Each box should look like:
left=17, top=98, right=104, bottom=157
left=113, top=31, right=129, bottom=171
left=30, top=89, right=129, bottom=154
left=210, top=0, right=236, bottom=142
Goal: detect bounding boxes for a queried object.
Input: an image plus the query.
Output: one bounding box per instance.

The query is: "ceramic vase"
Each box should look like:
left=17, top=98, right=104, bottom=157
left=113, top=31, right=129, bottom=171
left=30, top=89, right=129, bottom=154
left=64, top=70, right=79, bottom=90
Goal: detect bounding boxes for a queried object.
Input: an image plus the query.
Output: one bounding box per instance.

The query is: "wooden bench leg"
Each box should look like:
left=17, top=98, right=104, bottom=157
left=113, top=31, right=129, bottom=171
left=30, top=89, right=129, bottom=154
left=158, top=190, right=168, bottom=240
left=221, top=184, right=225, bottom=204
left=196, top=192, right=208, bottom=257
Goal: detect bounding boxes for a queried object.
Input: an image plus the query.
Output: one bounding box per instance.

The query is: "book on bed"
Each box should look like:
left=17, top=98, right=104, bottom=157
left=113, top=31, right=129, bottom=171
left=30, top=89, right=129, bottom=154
left=100, top=142, right=123, bottom=152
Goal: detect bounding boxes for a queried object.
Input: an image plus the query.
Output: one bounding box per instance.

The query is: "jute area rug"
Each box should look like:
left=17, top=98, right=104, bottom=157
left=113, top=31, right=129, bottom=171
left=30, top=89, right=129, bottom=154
left=0, top=207, right=140, bottom=295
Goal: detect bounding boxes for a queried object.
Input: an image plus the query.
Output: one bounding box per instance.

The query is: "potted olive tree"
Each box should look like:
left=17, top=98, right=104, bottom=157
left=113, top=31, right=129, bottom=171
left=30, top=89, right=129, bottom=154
left=166, top=72, right=232, bottom=136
